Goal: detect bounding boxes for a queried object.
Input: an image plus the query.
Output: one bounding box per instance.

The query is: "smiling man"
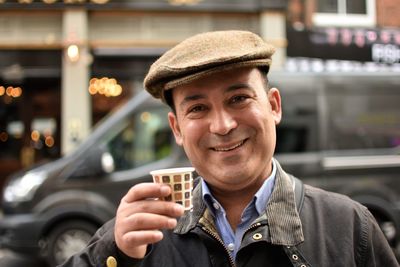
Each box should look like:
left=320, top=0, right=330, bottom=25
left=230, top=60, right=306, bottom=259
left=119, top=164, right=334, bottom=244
left=60, top=31, right=397, bottom=267
left=167, top=67, right=281, bottom=233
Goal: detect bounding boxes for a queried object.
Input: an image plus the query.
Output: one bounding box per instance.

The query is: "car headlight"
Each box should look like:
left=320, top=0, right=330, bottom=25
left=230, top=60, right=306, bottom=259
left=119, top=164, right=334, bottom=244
left=3, top=171, right=47, bottom=203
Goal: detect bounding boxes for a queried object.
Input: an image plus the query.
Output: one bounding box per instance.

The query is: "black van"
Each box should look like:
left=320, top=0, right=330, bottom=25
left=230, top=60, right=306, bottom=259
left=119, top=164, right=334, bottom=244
left=0, top=71, right=399, bottom=266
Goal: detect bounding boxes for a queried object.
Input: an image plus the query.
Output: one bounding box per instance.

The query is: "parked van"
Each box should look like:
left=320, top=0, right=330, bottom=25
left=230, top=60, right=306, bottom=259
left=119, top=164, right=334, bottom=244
left=1, top=71, right=399, bottom=266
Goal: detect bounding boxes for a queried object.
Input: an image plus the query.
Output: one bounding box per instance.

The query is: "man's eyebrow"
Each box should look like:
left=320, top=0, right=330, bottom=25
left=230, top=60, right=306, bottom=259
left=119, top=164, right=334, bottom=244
left=179, top=93, right=207, bottom=109
left=178, top=83, right=254, bottom=110
left=225, top=83, right=255, bottom=93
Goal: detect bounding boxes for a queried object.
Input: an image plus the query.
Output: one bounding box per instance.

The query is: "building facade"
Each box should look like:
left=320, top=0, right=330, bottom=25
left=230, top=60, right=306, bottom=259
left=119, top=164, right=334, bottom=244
left=286, top=0, right=400, bottom=72
left=0, top=0, right=288, bottom=187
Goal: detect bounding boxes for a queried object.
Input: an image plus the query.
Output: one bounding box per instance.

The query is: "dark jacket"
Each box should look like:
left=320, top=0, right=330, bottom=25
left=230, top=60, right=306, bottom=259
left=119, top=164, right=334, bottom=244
left=60, top=161, right=398, bottom=267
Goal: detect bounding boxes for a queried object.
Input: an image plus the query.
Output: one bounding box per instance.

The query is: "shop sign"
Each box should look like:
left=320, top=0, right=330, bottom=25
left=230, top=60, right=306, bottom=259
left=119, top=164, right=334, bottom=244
left=287, top=27, right=400, bottom=65
left=372, top=44, right=400, bottom=64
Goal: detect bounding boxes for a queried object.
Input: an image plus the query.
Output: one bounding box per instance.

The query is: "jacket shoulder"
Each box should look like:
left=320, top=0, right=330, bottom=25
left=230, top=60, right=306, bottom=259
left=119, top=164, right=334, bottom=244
left=303, top=183, right=368, bottom=214
left=299, top=184, right=398, bottom=266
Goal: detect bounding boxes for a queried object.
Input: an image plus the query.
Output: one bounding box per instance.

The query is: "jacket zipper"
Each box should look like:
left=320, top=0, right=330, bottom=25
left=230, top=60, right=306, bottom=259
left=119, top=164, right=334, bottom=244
left=201, top=226, right=236, bottom=267
left=243, top=222, right=262, bottom=237
left=200, top=221, right=264, bottom=267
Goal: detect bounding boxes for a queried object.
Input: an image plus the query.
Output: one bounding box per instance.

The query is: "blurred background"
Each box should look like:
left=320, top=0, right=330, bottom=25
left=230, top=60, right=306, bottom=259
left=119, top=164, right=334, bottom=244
left=0, top=0, right=399, bottom=266
left=1, top=0, right=399, bottom=185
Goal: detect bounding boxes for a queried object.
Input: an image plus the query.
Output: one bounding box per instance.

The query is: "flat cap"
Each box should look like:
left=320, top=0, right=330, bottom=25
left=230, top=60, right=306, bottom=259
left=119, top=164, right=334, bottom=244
left=144, top=30, right=275, bottom=100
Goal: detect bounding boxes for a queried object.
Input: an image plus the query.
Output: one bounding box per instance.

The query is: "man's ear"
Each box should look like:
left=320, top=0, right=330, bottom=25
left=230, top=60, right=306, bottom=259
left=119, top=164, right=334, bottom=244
left=168, top=111, right=183, bottom=146
left=268, top=87, right=282, bottom=125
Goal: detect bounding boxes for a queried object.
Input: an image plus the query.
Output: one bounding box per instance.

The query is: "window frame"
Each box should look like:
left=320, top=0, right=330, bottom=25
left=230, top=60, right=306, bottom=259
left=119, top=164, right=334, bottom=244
left=313, top=0, right=376, bottom=27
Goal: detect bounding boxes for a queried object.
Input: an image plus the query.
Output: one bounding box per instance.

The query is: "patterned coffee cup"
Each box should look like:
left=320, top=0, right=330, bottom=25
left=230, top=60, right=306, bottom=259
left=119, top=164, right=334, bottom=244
left=150, top=167, right=195, bottom=210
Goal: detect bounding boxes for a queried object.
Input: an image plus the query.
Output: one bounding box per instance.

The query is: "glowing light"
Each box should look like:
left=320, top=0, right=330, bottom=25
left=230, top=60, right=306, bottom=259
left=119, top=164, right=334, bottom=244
left=6, top=86, right=13, bottom=96
left=45, top=136, right=55, bottom=147
left=0, top=132, right=8, bottom=142
left=66, top=44, right=80, bottom=62
left=1, top=86, right=23, bottom=98
left=90, top=0, right=109, bottom=3
left=31, top=130, right=40, bottom=142
left=140, top=112, right=152, bottom=123
left=88, top=77, right=123, bottom=97
left=11, top=87, right=22, bottom=98
left=168, top=0, right=202, bottom=5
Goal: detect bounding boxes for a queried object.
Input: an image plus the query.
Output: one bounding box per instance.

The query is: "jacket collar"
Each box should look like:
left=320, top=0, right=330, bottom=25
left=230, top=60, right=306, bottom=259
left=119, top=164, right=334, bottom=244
left=174, top=159, right=304, bottom=246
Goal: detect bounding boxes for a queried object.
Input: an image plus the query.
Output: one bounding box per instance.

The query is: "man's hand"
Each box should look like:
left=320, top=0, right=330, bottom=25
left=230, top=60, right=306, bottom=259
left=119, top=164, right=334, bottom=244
left=114, top=183, right=185, bottom=259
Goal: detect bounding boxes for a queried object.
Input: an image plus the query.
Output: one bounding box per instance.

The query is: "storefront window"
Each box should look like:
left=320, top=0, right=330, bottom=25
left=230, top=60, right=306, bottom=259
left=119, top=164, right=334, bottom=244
left=0, top=80, right=61, bottom=188
left=0, top=88, right=24, bottom=184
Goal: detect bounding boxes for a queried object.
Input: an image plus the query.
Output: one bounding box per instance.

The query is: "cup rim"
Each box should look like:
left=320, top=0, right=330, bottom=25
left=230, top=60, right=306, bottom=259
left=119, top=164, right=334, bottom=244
left=150, top=167, right=195, bottom=176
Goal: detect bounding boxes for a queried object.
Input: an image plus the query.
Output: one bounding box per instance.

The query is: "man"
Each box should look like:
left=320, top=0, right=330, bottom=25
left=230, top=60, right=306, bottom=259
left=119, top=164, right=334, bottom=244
left=60, top=31, right=398, bottom=267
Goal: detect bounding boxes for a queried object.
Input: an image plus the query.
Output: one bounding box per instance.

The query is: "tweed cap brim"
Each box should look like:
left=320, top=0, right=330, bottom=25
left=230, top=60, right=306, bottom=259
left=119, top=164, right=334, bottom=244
left=144, top=30, right=275, bottom=100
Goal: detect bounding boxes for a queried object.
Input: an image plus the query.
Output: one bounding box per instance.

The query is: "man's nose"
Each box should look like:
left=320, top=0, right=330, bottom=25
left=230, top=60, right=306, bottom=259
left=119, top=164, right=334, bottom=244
left=209, top=109, right=238, bottom=135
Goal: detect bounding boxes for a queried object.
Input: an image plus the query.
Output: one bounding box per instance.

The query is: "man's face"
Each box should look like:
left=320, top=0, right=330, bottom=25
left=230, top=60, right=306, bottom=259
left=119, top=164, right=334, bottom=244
left=168, top=67, right=282, bottom=193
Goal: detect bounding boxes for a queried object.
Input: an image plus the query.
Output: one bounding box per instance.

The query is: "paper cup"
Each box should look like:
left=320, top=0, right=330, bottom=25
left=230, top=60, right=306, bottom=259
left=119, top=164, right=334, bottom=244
left=150, top=167, right=195, bottom=210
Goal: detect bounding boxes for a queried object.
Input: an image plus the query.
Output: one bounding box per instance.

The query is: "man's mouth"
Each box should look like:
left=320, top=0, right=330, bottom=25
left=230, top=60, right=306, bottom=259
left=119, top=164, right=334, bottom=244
left=212, top=139, right=247, bottom=152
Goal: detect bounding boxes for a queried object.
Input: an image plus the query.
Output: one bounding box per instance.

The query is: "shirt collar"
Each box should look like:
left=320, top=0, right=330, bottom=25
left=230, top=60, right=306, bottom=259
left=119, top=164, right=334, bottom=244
left=175, top=159, right=304, bottom=246
left=201, top=159, right=277, bottom=217
left=254, top=159, right=276, bottom=214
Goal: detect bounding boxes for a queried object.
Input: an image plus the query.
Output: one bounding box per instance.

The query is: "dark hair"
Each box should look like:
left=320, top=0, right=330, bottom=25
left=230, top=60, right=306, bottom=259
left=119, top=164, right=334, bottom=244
left=258, top=66, right=270, bottom=91
left=163, top=89, right=176, bottom=113
left=163, top=66, right=270, bottom=113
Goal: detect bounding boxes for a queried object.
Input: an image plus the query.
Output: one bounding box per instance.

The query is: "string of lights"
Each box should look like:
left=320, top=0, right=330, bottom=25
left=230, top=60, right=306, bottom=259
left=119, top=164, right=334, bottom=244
left=89, top=77, right=123, bottom=97
left=0, top=86, right=22, bottom=98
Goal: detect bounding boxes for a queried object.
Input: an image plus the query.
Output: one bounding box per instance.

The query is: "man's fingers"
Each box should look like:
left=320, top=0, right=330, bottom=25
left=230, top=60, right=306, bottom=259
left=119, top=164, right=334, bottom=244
left=123, top=183, right=171, bottom=203
left=119, top=199, right=184, bottom=218
left=115, top=183, right=185, bottom=259
left=115, top=230, right=163, bottom=259
left=122, top=230, right=164, bottom=247
left=121, top=213, right=178, bottom=232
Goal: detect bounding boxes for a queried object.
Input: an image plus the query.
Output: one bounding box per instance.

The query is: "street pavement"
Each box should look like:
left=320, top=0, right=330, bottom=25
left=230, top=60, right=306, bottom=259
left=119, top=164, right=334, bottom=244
left=0, top=249, right=47, bottom=267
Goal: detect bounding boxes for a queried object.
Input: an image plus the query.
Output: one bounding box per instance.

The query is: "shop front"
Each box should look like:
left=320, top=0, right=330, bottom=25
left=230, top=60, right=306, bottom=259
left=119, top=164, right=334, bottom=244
left=0, top=0, right=287, bottom=192
left=0, top=50, right=62, bottom=190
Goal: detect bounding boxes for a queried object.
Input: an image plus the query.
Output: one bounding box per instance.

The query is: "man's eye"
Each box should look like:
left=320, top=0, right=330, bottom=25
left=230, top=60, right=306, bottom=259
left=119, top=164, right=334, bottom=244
left=231, top=95, right=249, bottom=104
left=188, top=105, right=205, bottom=113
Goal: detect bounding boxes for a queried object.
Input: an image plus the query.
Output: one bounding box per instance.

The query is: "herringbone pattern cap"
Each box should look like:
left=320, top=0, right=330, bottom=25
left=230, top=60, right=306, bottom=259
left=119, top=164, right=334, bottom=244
left=144, top=30, right=275, bottom=100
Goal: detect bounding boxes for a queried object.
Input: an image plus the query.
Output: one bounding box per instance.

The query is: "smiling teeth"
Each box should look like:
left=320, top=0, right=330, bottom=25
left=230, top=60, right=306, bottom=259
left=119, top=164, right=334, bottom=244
left=214, top=140, right=244, bottom=151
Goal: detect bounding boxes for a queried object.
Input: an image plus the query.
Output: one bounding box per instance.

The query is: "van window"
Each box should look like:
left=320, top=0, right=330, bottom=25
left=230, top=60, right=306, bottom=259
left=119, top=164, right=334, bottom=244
left=324, top=78, right=400, bottom=150
left=107, top=106, right=172, bottom=171
left=274, top=77, right=319, bottom=154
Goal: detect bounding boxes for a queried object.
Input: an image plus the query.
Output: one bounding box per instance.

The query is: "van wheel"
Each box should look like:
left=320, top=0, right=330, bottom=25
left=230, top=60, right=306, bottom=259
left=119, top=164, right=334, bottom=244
left=43, top=220, right=98, bottom=266
left=368, top=208, right=399, bottom=260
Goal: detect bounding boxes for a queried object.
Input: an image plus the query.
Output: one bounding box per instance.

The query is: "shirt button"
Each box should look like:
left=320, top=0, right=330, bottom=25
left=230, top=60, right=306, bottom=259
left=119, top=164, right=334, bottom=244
left=213, top=202, right=220, bottom=210
left=106, top=256, right=117, bottom=267
left=227, top=243, right=235, bottom=251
